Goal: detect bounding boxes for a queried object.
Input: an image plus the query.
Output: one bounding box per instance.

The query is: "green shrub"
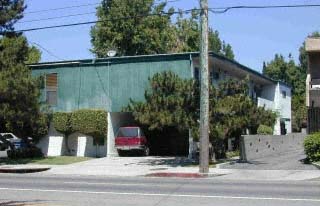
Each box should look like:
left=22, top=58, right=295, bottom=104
left=257, top=124, right=273, bottom=135
left=304, top=133, right=320, bottom=162
left=7, top=147, right=43, bottom=159
left=70, top=109, right=108, bottom=141
left=52, top=112, right=72, bottom=135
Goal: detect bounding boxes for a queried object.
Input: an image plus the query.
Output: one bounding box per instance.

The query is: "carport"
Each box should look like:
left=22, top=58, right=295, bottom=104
left=107, top=112, right=189, bottom=157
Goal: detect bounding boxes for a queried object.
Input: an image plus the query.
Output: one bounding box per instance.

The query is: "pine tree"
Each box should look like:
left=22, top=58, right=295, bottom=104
left=0, top=0, right=47, bottom=140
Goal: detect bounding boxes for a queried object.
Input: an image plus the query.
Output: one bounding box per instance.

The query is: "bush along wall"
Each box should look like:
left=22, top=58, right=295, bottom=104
left=71, top=109, right=108, bottom=144
left=304, top=132, right=320, bottom=162
left=52, top=112, right=72, bottom=135
left=52, top=109, right=108, bottom=145
left=257, top=124, right=273, bottom=135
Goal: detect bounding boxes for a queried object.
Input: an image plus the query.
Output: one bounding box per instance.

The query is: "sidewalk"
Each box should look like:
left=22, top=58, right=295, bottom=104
left=42, top=156, right=320, bottom=181
left=1, top=156, right=319, bottom=181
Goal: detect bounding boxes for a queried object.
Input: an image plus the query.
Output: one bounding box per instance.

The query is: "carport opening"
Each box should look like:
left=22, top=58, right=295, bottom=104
left=112, top=112, right=189, bottom=157
left=142, top=126, right=189, bottom=156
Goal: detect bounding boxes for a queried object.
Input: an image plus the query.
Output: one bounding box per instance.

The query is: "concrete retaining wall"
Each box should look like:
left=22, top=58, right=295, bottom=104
left=37, top=124, right=107, bottom=157
left=240, top=133, right=306, bottom=161
left=68, top=132, right=107, bottom=157
left=37, top=124, right=67, bottom=156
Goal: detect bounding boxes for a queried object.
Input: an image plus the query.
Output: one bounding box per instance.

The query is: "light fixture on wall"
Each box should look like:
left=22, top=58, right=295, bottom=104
left=107, top=50, right=117, bottom=57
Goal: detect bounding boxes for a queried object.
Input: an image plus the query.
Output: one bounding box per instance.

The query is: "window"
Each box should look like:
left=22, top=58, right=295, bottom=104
left=117, top=127, right=138, bottom=137
left=46, top=73, right=57, bottom=106
left=194, top=67, right=200, bottom=81
left=281, top=91, right=286, bottom=98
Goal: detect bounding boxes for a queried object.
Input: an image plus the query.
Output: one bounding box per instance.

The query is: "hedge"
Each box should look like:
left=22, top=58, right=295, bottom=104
left=52, top=112, right=72, bottom=135
left=304, top=132, right=320, bottom=162
left=52, top=109, right=108, bottom=141
left=257, top=124, right=273, bottom=135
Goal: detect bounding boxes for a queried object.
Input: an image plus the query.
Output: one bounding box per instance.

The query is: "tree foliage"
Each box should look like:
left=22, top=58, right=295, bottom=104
left=0, top=0, right=25, bottom=34
left=125, top=72, right=276, bottom=153
left=0, top=0, right=45, bottom=141
left=212, top=79, right=276, bottom=141
left=91, top=0, right=176, bottom=56
left=91, top=0, right=235, bottom=60
left=257, top=125, right=273, bottom=135
left=125, top=71, right=198, bottom=131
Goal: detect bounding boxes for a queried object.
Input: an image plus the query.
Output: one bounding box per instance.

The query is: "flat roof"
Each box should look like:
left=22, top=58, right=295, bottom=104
left=28, top=51, right=290, bottom=88
left=306, top=37, right=320, bottom=52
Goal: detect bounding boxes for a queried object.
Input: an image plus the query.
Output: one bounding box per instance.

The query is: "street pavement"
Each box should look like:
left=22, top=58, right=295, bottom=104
left=0, top=173, right=319, bottom=206
left=38, top=154, right=320, bottom=181
left=220, top=149, right=318, bottom=170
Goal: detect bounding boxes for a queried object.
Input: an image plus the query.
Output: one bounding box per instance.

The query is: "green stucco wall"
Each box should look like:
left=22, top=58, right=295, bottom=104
left=32, top=55, right=192, bottom=112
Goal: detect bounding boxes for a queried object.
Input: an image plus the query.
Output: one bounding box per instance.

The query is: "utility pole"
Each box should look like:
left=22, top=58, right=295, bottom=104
left=199, top=0, right=210, bottom=174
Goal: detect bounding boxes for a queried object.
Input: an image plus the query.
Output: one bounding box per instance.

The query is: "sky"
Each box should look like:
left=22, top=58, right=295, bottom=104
left=16, top=0, right=320, bottom=72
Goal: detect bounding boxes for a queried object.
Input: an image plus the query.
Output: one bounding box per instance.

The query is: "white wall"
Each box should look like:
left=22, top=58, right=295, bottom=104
left=277, top=83, right=292, bottom=133
left=258, top=82, right=292, bottom=134
left=37, top=123, right=67, bottom=156
left=107, top=112, right=134, bottom=157
left=37, top=124, right=107, bottom=158
left=68, top=132, right=106, bottom=157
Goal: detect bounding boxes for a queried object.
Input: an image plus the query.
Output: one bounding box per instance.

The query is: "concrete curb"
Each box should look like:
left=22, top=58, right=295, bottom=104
left=145, top=172, right=225, bottom=178
left=0, top=167, right=50, bottom=173
left=146, top=172, right=207, bottom=178
left=312, top=162, right=320, bottom=169
left=216, top=160, right=239, bottom=169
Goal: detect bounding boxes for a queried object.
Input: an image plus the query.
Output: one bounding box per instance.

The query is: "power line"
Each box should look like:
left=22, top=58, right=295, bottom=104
left=7, top=9, right=196, bottom=34
left=24, top=2, right=100, bottom=14
left=18, top=12, right=96, bottom=24
left=24, top=0, right=180, bottom=15
left=30, top=42, right=65, bottom=61
left=209, top=4, right=320, bottom=13
left=19, top=0, right=183, bottom=24
left=3, top=4, right=319, bottom=34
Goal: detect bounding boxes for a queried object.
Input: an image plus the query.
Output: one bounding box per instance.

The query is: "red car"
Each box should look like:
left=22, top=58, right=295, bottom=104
left=115, top=127, right=150, bottom=156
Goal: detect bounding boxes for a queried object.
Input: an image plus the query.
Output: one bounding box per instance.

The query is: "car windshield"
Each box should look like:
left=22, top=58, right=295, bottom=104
left=117, top=128, right=138, bottom=137
left=2, top=134, right=13, bottom=139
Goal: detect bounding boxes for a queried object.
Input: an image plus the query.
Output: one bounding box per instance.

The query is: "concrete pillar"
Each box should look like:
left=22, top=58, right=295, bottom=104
left=77, top=136, right=87, bottom=157
left=306, top=74, right=311, bottom=107
left=107, top=112, right=118, bottom=157
left=188, top=129, right=194, bottom=159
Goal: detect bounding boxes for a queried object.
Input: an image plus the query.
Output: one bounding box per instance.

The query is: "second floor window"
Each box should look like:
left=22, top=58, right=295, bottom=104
left=46, top=73, right=58, bottom=106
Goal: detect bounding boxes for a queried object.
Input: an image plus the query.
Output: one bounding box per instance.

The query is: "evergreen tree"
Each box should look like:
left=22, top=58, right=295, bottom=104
left=0, top=0, right=25, bottom=34
left=126, top=72, right=276, bottom=157
left=0, top=0, right=47, bottom=140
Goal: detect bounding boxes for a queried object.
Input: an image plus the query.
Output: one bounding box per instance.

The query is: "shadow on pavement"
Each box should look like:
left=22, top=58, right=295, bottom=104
left=133, top=157, right=196, bottom=167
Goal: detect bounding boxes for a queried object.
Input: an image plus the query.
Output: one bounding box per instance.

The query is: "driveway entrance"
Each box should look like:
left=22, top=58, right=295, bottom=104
left=221, top=148, right=318, bottom=170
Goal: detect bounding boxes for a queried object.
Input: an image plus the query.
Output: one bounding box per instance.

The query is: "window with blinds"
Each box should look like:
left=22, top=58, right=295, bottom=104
left=46, top=73, right=57, bottom=106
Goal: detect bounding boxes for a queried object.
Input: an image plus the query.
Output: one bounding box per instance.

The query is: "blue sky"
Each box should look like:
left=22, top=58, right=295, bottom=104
left=16, top=0, right=320, bottom=72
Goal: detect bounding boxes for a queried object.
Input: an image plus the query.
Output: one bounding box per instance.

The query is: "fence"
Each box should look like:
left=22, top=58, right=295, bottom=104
left=308, top=107, right=320, bottom=134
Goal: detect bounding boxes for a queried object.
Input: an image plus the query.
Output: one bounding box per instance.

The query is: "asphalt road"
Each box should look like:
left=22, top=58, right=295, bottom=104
left=0, top=174, right=319, bottom=206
